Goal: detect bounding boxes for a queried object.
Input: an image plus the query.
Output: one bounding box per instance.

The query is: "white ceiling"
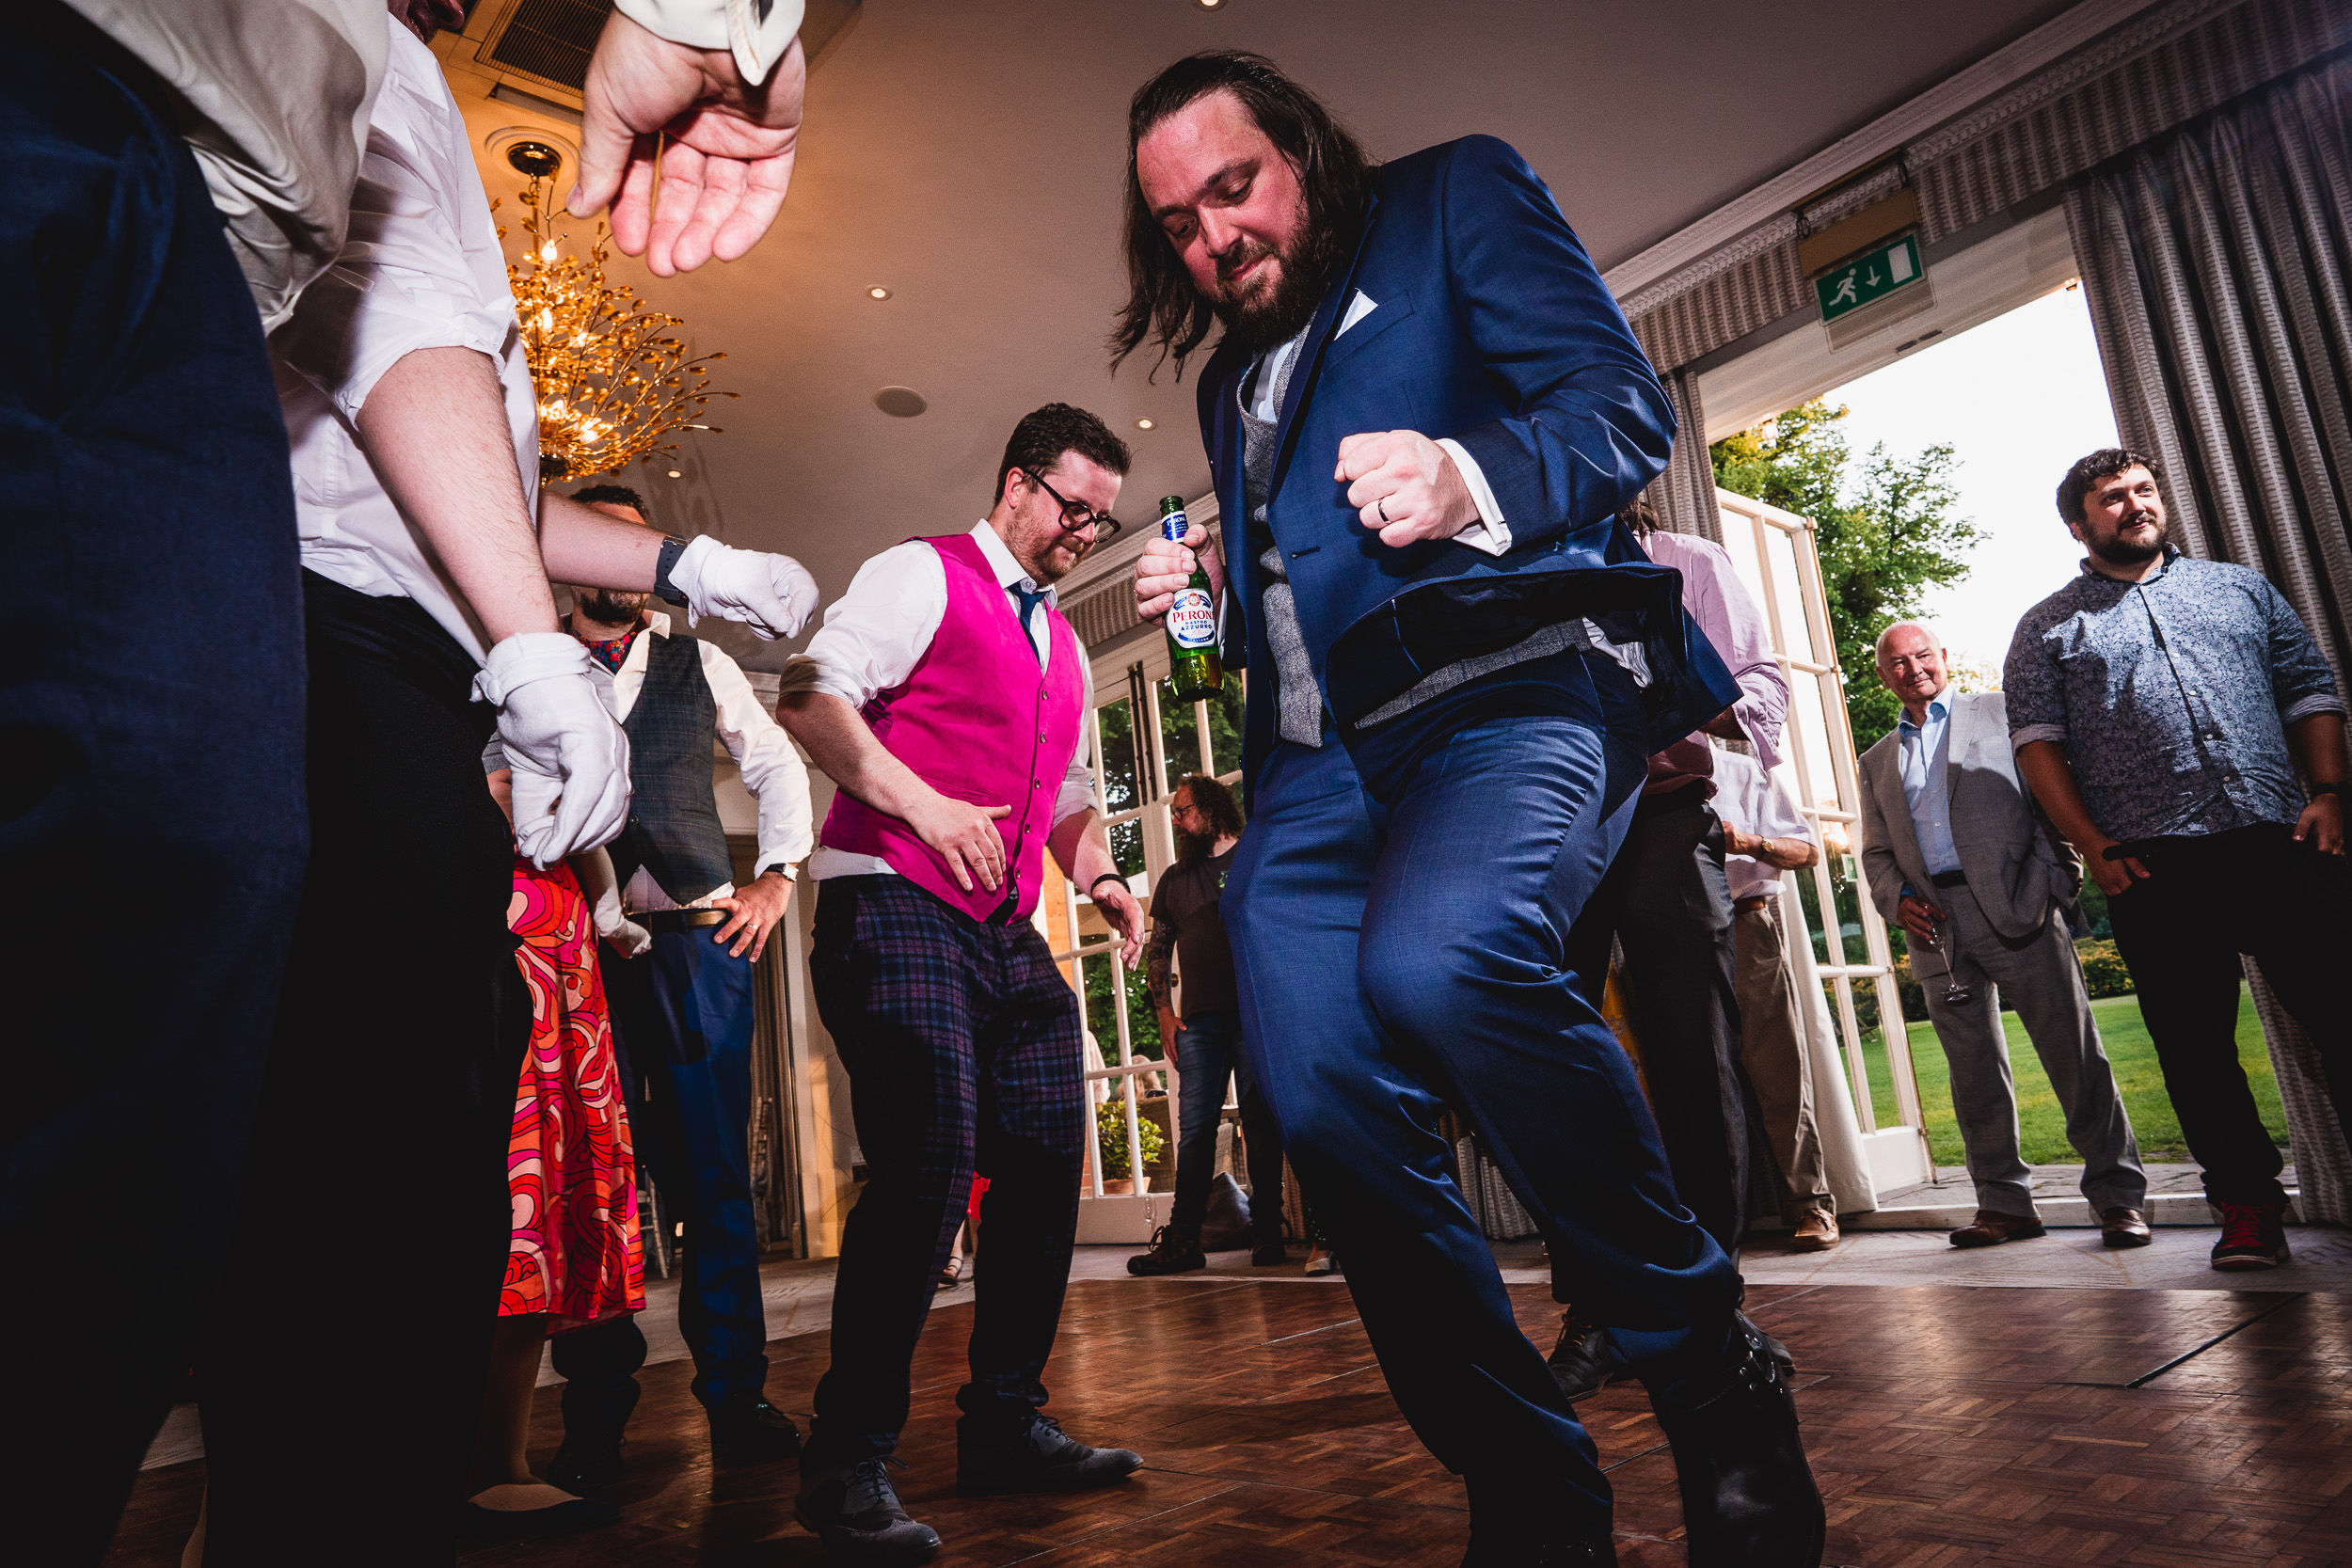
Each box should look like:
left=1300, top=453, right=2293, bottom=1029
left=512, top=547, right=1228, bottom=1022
left=438, top=0, right=2083, bottom=670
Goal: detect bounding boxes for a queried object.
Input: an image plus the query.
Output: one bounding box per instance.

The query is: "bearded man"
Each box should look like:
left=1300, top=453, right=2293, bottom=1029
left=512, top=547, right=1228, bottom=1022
left=1120, top=51, right=1822, bottom=1568
left=2008, top=449, right=2352, bottom=1273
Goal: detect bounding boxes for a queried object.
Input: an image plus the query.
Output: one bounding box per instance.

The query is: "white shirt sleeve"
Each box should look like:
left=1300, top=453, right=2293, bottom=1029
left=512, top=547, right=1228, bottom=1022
left=1437, top=438, right=1513, bottom=556
left=1054, top=657, right=1099, bottom=826
left=700, top=641, right=814, bottom=876
left=612, top=0, right=803, bottom=86
left=267, top=38, right=515, bottom=424
left=778, top=542, right=948, bottom=709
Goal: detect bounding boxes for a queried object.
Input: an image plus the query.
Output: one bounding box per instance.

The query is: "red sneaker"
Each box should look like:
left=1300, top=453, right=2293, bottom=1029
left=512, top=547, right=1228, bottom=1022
left=2211, top=1200, right=2291, bottom=1271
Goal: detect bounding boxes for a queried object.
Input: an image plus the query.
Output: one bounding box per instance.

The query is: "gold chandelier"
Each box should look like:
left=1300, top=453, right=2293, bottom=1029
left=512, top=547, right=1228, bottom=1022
left=501, top=171, right=735, bottom=484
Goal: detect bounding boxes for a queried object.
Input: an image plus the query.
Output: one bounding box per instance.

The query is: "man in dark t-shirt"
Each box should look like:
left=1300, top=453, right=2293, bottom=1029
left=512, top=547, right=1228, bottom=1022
left=1129, top=775, right=1288, bottom=1274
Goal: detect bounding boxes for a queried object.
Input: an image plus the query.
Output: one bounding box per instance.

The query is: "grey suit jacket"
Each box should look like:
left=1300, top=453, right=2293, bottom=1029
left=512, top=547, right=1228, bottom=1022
left=1855, top=690, right=2080, bottom=942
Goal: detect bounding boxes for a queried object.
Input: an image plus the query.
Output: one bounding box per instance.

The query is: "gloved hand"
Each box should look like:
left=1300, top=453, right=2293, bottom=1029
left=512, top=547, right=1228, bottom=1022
left=606, top=915, right=654, bottom=958
left=473, top=633, right=632, bottom=868
left=666, top=534, right=819, bottom=640
left=581, top=849, right=654, bottom=958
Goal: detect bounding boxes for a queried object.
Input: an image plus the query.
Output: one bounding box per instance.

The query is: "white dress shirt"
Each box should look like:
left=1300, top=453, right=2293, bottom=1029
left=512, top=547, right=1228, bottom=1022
left=1896, top=696, right=1963, bottom=879
left=272, top=20, right=537, bottom=667
left=1712, top=747, right=1817, bottom=903
left=591, top=611, right=814, bottom=911
left=782, top=522, right=1099, bottom=882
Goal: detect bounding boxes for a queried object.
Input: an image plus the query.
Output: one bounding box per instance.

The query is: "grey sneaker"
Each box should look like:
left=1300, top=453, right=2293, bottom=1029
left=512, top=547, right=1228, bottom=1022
left=795, top=1456, right=940, bottom=1564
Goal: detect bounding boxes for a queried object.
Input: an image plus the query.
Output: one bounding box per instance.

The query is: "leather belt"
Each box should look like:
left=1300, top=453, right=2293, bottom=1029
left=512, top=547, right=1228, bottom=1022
left=640, top=907, right=729, bottom=932
left=1930, top=870, right=1968, bottom=889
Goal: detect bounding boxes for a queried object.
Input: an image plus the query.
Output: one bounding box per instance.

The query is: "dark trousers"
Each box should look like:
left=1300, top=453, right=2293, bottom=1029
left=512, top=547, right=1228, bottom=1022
left=200, top=575, right=529, bottom=1566
left=555, top=928, right=765, bottom=1421
left=804, top=876, right=1088, bottom=1463
left=1168, top=1009, right=1287, bottom=1240
left=2106, top=823, right=2352, bottom=1206
left=0, top=10, right=307, bottom=1559
left=1565, top=782, right=1751, bottom=1255
left=1223, top=665, right=1739, bottom=1534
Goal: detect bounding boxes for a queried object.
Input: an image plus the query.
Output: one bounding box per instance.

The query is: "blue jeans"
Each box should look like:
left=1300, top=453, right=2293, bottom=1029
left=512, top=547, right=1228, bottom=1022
left=1223, top=657, right=1738, bottom=1531
left=558, top=927, right=765, bottom=1416
left=0, top=8, right=307, bottom=1557
left=1169, top=1010, right=1286, bottom=1239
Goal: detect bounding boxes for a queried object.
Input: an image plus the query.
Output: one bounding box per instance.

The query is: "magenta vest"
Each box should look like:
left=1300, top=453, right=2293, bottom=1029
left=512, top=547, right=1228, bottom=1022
left=820, top=532, right=1089, bottom=923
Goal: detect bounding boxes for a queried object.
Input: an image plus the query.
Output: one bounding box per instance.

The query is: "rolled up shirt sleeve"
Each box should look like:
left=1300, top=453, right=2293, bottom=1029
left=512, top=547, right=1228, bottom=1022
left=701, top=641, right=813, bottom=875
left=612, top=0, right=803, bottom=86
left=778, top=542, right=946, bottom=710
left=2262, top=579, right=2348, bottom=722
left=2002, top=611, right=2071, bottom=750
left=267, top=77, right=515, bottom=424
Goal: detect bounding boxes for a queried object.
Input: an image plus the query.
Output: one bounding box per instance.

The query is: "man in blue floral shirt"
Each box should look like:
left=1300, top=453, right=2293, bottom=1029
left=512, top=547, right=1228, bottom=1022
left=2006, top=448, right=2351, bottom=1272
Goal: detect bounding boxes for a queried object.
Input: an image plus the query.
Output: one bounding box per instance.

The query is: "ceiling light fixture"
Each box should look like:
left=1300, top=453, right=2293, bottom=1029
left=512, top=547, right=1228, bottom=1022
left=1196, top=0, right=1224, bottom=9
left=867, top=286, right=891, bottom=300
left=874, top=386, right=929, bottom=418
left=668, top=469, right=682, bottom=479
left=1136, top=418, right=1155, bottom=431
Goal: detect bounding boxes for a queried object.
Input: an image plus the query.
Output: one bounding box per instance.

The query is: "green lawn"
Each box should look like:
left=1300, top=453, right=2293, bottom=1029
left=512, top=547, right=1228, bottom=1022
left=1858, top=987, right=2288, bottom=1165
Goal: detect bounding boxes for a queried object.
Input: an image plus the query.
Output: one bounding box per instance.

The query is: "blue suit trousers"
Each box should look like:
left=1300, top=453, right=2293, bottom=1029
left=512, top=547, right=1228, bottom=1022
left=1224, top=654, right=1739, bottom=1528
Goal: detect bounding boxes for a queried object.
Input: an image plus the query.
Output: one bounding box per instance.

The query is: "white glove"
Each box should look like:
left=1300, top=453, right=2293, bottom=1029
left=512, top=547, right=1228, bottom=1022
left=579, top=849, right=654, bottom=958
left=607, top=915, right=654, bottom=958
left=667, top=534, right=819, bottom=640
left=473, top=633, right=633, bottom=868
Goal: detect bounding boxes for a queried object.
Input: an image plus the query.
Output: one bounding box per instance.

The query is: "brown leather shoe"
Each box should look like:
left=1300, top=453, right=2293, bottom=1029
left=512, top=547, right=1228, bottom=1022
left=2101, top=1207, right=2153, bottom=1248
left=1949, top=1209, right=2046, bottom=1248
left=1789, top=1203, right=1839, bottom=1252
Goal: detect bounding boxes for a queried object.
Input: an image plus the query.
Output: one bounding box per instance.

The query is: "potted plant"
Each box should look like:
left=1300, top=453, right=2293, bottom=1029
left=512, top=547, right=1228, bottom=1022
left=1094, top=1099, right=1165, bottom=1195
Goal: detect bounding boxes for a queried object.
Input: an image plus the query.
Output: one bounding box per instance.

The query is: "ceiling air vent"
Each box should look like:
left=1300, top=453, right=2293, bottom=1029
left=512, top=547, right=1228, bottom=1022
left=475, top=0, right=611, bottom=103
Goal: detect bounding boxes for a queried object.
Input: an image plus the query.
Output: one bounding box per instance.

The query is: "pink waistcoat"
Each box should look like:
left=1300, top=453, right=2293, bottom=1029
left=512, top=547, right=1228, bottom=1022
left=820, top=532, right=1089, bottom=923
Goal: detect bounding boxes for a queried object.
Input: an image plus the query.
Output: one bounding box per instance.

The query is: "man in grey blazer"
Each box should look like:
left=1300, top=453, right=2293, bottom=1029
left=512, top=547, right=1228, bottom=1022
left=1856, top=621, right=2149, bottom=1249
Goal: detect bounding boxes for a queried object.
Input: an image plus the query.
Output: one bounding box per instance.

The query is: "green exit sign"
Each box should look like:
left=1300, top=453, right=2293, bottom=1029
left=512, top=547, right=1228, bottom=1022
left=1816, top=234, right=1925, bottom=322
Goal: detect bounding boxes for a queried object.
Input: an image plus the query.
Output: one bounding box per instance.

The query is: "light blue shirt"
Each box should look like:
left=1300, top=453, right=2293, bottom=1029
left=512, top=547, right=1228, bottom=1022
left=1897, top=696, right=1962, bottom=879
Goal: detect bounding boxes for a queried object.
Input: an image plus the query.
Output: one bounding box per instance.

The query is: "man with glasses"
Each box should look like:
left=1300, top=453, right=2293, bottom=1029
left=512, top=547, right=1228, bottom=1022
left=777, top=404, right=1151, bottom=1563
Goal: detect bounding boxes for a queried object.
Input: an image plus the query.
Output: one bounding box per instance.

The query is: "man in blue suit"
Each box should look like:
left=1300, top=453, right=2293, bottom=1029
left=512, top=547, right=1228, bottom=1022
left=1120, top=54, right=1822, bottom=1567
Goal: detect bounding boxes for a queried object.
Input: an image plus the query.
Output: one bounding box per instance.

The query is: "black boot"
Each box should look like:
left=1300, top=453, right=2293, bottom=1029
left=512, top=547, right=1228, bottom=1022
left=1647, top=1319, right=1825, bottom=1568
left=1546, top=1312, right=1615, bottom=1402
left=1126, top=1225, right=1206, bottom=1276
left=956, top=1416, right=1143, bottom=1496
left=548, top=1374, right=639, bottom=1492
left=1249, top=1227, right=1288, bottom=1267
left=709, top=1392, right=804, bottom=1463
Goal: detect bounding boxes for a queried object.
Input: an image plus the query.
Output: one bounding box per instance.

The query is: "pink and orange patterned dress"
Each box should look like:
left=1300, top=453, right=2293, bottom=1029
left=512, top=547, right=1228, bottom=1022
left=501, top=856, right=645, bottom=1330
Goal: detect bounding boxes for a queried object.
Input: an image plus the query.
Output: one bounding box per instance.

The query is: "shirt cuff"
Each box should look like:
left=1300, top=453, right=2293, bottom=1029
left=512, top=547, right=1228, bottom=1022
left=2010, top=723, right=2070, bottom=749
left=2282, top=694, right=2350, bottom=724
left=755, top=861, right=797, bottom=879
left=612, top=0, right=804, bottom=85
left=1436, top=438, right=1511, bottom=555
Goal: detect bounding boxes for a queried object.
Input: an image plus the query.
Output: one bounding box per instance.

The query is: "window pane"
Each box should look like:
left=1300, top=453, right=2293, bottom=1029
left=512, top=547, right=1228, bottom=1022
left=1155, top=676, right=1199, bottom=796
left=1096, top=698, right=1138, bottom=815
left=1209, top=674, right=1245, bottom=781
left=1762, top=527, right=1819, bottom=664
left=1079, top=951, right=1163, bottom=1063
left=1109, top=816, right=1145, bottom=878
left=1718, top=511, right=1771, bottom=629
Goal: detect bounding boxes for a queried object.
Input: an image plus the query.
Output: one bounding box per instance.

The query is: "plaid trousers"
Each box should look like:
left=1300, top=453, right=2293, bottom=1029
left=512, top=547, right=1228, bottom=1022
left=805, top=875, right=1086, bottom=1462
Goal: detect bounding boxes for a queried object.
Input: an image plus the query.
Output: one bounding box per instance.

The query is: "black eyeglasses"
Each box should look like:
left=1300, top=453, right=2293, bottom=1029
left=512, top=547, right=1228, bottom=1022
left=1022, top=468, right=1122, bottom=541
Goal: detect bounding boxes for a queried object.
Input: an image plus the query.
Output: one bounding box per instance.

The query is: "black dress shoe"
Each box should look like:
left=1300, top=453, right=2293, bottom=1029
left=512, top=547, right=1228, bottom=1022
left=1460, top=1533, right=1617, bottom=1566
left=1250, top=1232, right=1289, bottom=1267
left=1739, top=1309, right=1796, bottom=1377
left=1648, top=1320, right=1825, bottom=1567
left=956, top=1416, right=1142, bottom=1496
left=1547, top=1313, right=1615, bottom=1402
left=709, top=1393, right=804, bottom=1463
left=797, top=1456, right=940, bottom=1564
left=545, top=1435, right=622, bottom=1494
left=1126, top=1225, right=1207, bottom=1276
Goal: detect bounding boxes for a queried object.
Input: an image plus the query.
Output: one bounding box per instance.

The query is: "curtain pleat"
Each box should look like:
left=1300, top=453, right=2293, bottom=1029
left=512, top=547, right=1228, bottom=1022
left=2066, top=54, right=2352, bottom=1223
left=1646, top=367, right=1724, bottom=541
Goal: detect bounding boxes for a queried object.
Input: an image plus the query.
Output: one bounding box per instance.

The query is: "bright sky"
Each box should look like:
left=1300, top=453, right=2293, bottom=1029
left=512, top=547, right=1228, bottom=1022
left=1822, top=283, right=2119, bottom=676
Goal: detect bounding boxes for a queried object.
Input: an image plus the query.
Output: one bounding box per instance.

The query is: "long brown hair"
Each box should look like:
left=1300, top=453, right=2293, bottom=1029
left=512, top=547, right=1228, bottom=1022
left=1109, top=52, right=1376, bottom=379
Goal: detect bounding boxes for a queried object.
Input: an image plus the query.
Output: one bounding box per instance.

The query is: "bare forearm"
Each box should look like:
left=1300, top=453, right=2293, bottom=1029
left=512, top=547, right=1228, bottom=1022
left=1050, top=809, right=1118, bottom=889
left=539, top=492, right=671, bottom=590
left=2013, top=741, right=2109, bottom=849
left=1755, top=838, right=1818, bottom=871
left=777, top=691, right=938, bottom=821
left=356, top=346, right=556, bottom=645
left=2289, top=712, right=2348, bottom=787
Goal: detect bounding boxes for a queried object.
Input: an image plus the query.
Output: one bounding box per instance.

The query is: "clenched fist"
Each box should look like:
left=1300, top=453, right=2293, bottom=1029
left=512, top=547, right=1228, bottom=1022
left=1337, top=430, right=1479, bottom=547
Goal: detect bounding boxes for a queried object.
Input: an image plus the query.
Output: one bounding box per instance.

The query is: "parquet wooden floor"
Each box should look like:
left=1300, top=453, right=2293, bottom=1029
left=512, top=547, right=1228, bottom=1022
left=101, top=1281, right=2352, bottom=1566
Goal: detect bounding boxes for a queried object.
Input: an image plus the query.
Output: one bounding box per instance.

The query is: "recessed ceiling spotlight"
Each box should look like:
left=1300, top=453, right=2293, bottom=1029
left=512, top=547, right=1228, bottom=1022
left=874, top=386, right=929, bottom=418
left=1136, top=418, right=1155, bottom=431
left=668, top=469, right=682, bottom=478
left=1196, top=0, right=1224, bottom=9
left=866, top=286, right=891, bottom=300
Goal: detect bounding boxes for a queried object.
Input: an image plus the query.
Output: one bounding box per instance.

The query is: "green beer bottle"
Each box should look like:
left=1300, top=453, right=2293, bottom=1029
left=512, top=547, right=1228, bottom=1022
left=1160, top=495, right=1223, bottom=700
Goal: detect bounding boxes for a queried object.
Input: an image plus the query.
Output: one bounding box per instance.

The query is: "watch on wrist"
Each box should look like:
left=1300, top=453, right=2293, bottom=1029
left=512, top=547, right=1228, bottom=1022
left=2312, top=782, right=2347, bottom=801
left=652, top=535, right=690, bottom=603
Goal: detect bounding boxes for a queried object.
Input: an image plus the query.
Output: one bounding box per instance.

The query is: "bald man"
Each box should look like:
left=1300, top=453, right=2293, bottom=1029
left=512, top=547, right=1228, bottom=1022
left=1856, top=621, right=2146, bottom=1249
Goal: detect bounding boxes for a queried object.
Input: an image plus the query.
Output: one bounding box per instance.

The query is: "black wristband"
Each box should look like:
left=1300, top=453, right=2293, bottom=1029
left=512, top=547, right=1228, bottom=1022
left=2313, top=782, right=2347, bottom=800
left=652, top=535, right=690, bottom=603
left=1087, top=872, right=1126, bottom=900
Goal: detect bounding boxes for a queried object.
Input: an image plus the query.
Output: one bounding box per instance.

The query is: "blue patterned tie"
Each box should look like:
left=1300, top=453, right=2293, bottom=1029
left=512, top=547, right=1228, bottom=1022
left=1013, top=584, right=1047, bottom=666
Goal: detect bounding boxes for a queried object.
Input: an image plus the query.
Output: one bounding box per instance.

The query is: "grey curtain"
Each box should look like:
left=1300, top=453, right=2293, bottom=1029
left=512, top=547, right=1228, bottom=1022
left=1647, top=366, right=1724, bottom=541
left=2067, top=53, right=2352, bottom=1223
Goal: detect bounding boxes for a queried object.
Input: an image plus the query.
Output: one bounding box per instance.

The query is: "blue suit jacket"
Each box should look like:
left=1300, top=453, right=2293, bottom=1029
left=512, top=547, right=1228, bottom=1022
left=1198, top=135, right=1740, bottom=793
